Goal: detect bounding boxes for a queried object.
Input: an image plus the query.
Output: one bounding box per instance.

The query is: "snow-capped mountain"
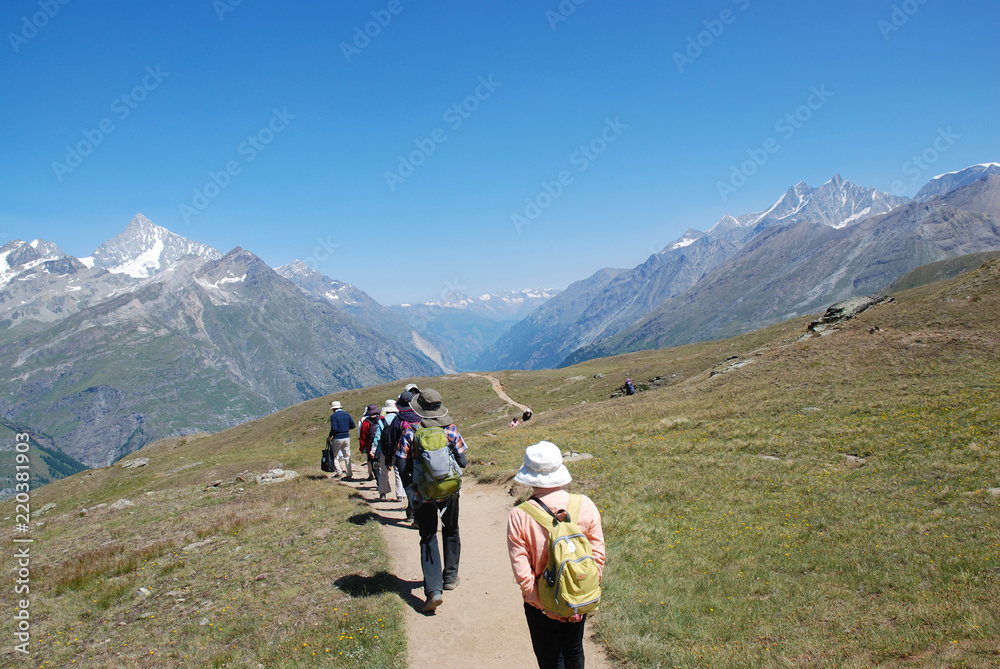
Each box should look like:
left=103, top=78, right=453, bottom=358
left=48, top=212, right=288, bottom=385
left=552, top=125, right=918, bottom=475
left=0, top=239, right=67, bottom=289
left=915, top=163, right=1000, bottom=202
left=0, top=215, right=442, bottom=471
left=89, top=213, right=222, bottom=277
left=667, top=175, right=907, bottom=253
left=392, top=288, right=560, bottom=372
left=479, top=170, right=979, bottom=370
left=412, top=289, right=560, bottom=321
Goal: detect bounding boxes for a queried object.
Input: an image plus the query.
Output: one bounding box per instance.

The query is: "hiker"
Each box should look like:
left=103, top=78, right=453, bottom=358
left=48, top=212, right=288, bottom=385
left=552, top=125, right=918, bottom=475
left=624, top=377, right=635, bottom=396
left=397, top=388, right=468, bottom=614
left=372, top=399, right=400, bottom=503
left=507, top=441, right=606, bottom=669
left=358, top=404, right=380, bottom=482
left=522, top=409, right=533, bottom=422
left=509, top=418, right=520, bottom=428
left=326, top=400, right=356, bottom=480
left=385, top=390, right=422, bottom=523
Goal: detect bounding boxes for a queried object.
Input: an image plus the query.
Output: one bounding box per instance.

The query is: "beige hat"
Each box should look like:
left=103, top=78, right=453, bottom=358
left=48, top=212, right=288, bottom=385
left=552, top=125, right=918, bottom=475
left=382, top=399, right=398, bottom=413
left=409, top=389, right=453, bottom=428
left=514, top=441, right=572, bottom=488
left=330, top=400, right=342, bottom=410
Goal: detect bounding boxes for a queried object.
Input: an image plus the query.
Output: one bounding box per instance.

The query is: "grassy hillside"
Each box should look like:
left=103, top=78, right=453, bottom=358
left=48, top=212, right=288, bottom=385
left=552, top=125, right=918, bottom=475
left=2, top=259, right=998, bottom=667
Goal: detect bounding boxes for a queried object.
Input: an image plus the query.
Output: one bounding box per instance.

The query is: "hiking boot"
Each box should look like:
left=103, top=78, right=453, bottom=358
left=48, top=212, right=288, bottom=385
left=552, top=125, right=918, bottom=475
left=443, top=577, right=460, bottom=591
left=422, top=592, right=443, bottom=614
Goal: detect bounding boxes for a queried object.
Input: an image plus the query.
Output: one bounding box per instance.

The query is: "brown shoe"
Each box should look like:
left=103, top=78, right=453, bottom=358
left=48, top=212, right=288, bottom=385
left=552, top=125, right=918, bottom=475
left=422, top=592, right=443, bottom=614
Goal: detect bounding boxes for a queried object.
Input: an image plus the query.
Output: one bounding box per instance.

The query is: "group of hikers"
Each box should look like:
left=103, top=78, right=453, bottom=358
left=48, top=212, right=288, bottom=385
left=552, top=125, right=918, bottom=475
left=323, top=384, right=606, bottom=669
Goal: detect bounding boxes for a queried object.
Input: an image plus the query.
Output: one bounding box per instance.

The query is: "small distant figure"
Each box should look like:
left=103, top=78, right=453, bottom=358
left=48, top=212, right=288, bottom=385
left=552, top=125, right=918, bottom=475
left=326, top=401, right=356, bottom=480
left=522, top=409, right=533, bottom=422
left=625, top=377, right=635, bottom=396
left=358, top=404, right=380, bottom=482
left=509, top=418, right=520, bottom=428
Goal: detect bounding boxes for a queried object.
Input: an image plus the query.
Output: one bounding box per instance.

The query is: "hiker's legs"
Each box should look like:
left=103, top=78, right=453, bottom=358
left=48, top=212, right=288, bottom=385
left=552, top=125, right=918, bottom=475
left=559, top=616, right=587, bottom=669
left=523, top=603, right=587, bottom=669
left=439, top=495, right=461, bottom=586
left=376, top=452, right=392, bottom=496
left=332, top=438, right=351, bottom=477
left=395, top=458, right=415, bottom=516
left=414, top=500, right=443, bottom=596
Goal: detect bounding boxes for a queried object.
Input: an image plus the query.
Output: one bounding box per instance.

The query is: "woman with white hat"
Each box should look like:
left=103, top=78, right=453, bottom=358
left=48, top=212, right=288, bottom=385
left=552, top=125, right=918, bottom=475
left=507, top=441, right=606, bottom=669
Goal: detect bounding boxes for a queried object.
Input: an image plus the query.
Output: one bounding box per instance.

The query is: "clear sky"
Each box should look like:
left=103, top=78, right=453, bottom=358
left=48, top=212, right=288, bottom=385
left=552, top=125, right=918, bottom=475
left=2, top=0, right=998, bottom=304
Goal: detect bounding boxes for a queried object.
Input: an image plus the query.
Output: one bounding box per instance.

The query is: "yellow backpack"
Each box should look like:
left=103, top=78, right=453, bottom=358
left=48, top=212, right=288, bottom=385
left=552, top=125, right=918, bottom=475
left=518, top=494, right=601, bottom=617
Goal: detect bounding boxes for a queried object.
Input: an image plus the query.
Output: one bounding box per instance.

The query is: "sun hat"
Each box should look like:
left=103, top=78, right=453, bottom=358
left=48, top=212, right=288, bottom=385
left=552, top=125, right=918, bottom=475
left=330, top=400, right=342, bottom=410
left=514, top=441, right=572, bottom=489
left=396, top=391, right=414, bottom=407
left=409, top=389, right=453, bottom=428
left=365, top=404, right=379, bottom=416
left=382, top=399, right=398, bottom=414
left=403, top=383, right=420, bottom=393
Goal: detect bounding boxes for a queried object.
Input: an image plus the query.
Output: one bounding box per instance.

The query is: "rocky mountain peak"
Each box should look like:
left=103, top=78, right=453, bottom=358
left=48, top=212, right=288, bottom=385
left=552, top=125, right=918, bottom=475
left=916, top=162, right=1000, bottom=202
left=91, top=213, right=222, bottom=278
left=0, top=238, right=68, bottom=289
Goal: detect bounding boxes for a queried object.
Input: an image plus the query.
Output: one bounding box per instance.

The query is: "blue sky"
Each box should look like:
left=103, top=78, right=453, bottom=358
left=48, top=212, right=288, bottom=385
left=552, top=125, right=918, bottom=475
left=2, top=0, right=998, bottom=304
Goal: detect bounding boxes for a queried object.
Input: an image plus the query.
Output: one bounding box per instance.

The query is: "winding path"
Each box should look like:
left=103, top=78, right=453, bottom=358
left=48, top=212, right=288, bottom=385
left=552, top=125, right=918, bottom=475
left=465, top=372, right=531, bottom=413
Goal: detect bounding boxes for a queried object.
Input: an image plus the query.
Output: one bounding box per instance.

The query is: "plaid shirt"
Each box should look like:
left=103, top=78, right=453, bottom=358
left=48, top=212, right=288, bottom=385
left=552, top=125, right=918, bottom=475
left=396, top=423, right=468, bottom=462
left=397, top=423, right=468, bottom=502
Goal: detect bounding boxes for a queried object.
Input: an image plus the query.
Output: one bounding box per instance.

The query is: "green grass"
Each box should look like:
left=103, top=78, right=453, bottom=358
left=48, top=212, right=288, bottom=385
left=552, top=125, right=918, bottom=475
left=467, top=260, right=1000, bottom=668
left=3, top=258, right=999, bottom=667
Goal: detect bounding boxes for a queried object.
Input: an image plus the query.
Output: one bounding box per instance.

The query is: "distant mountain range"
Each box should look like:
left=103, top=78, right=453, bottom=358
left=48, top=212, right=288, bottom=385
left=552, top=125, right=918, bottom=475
left=5, top=162, right=998, bottom=477
left=392, top=289, right=559, bottom=372
left=0, top=215, right=441, bottom=469
left=481, top=164, right=1000, bottom=370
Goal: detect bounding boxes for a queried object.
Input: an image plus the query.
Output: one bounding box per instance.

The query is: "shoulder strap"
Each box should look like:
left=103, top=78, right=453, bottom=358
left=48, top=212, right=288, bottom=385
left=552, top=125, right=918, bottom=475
left=567, top=494, right=581, bottom=523
left=518, top=500, right=556, bottom=529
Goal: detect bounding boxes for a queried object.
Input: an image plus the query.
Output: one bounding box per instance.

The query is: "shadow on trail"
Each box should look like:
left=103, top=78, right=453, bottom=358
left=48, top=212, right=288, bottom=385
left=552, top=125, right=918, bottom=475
left=334, top=570, right=425, bottom=611
left=337, top=476, right=427, bottom=611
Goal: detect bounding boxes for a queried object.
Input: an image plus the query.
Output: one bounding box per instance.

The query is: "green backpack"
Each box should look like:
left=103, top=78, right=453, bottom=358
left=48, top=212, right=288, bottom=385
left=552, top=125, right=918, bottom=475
left=412, top=427, right=462, bottom=500
left=518, top=494, right=602, bottom=617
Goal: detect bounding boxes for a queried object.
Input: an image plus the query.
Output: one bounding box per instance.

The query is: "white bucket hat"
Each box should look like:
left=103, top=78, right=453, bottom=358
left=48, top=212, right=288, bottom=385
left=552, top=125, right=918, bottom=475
left=514, top=441, right=572, bottom=488
left=330, top=401, right=342, bottom=410
left=382, top=399, right=398, bottom=413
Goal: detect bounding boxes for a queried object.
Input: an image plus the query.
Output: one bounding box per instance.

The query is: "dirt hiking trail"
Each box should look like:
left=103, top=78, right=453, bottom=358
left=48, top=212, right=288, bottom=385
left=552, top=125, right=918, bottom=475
left=341, top=476, right=612, bottom=668
left=339, top=375, right=612, bottom=668
left=465, top=372, right=532, bottom=413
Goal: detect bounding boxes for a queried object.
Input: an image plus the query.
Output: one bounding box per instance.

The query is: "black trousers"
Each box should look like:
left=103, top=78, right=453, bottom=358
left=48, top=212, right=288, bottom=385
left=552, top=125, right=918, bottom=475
left=414, top=494, right=460, bottom=595
left=523, top=602, right=587, bottom=669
